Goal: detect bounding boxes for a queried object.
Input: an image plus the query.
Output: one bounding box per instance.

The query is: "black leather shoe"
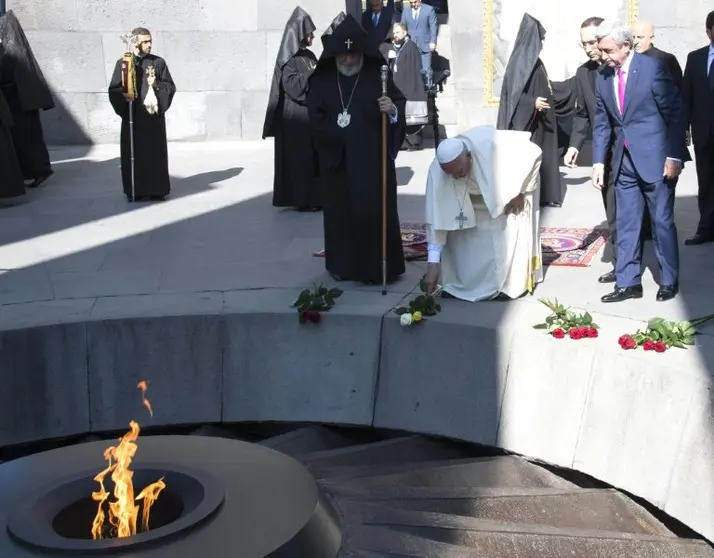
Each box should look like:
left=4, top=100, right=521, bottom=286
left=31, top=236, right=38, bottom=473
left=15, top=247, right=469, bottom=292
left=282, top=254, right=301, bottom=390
left=685, top=234, right=713, bottom=246
left=656, top=284, right=678, bottom=302
left=28, top=170, right=53, bottom=188
left=601, top=285, right=643, bottom=303
left=598, top=271, right=616, bottom=284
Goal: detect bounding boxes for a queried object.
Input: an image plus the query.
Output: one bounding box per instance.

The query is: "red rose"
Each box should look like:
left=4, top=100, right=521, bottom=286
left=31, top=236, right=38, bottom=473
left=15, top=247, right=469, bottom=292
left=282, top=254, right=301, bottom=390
left=552, top=328, right=565, bottom=339
left=304, top=310, right=321, bottom=324
left=569, top=327, right=582, bottom=340
left=586, top=327, right=598, bottom=338
left=619, top=334, right=636, bottom=350
left=654, top=341, right=667, bottom=353
left=642, top=340, right=655, bottom=351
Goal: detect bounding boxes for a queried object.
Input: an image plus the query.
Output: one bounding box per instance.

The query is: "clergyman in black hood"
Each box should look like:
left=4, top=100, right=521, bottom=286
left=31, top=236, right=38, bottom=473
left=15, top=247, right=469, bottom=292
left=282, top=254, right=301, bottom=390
left=496, top=13, right=564, bottom=207
left=0, top=10, right=55, bottom=188
left=0, top=43, right=25, bottom=199
left=262, top=7, right=320, bottom=211
left=307, top=13, right=406, bottom=285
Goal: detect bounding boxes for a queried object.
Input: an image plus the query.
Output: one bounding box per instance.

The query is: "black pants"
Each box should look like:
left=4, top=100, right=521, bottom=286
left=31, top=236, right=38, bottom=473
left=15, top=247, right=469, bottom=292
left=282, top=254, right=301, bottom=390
left=602, top=166, right=653, bottom=267
left=694, top=139, right=714, bottom=236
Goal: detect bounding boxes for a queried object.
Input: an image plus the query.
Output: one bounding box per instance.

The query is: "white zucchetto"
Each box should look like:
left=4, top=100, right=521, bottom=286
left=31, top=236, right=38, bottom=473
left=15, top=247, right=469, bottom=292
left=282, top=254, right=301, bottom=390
left=436, top=138, right=465, bottom=165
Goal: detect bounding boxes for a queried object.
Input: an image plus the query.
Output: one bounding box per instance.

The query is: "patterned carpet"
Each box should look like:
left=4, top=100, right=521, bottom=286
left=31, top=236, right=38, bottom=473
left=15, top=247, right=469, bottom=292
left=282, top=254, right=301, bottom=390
left=313, top=224, right=609, bottom=267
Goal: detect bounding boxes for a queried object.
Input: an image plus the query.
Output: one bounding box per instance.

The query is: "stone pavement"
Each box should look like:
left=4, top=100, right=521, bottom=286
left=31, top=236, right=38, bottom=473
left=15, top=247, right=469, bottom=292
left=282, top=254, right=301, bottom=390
left=2, top=141, right=714, bottom=544
left=0, top=140, right=711, bottom=328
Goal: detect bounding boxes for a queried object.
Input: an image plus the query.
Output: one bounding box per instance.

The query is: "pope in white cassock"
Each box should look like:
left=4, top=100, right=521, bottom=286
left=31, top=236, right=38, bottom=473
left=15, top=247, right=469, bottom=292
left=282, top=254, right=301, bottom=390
left=422, top=126, right=544, bottom=301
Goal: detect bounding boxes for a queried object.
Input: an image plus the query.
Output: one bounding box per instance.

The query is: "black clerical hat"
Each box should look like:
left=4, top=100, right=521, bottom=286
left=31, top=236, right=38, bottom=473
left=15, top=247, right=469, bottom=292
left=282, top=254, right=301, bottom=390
left=320, top=13, right=381, bottom=59
left=321, top=11, right=345, bottom=51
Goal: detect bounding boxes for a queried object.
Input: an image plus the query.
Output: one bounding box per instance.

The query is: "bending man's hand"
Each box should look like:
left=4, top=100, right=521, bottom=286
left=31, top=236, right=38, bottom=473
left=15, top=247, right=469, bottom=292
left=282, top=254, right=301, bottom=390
left=591, top=163, right=605, bottom=190
left=504, top=193, right=525, bottom=215
left=663, top=158, right=681, bottom=180
left=422, top=263, right=440, bottom=295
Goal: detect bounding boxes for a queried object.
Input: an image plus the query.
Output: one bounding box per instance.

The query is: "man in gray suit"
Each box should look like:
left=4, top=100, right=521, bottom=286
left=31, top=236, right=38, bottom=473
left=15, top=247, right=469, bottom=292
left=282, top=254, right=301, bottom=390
left=400, top=0, right=438, bottom=85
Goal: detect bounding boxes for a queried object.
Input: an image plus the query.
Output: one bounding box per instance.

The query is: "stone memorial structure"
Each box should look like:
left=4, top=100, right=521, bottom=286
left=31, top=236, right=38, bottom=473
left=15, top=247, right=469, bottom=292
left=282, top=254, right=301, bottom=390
left=6, top=0, right=708, bottom=144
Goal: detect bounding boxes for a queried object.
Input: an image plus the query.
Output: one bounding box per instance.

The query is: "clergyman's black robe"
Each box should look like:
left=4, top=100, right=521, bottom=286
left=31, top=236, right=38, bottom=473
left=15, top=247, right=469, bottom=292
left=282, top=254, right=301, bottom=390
left=510, top=60, right=563, bottom=205
left=496, top=14, right=564, bottom=206
left=308, top=58, right=407, bottom=284
left=271, top=50, right=319, bottom=207
left=108, top=54, right=176, bottom=199
left=0, top=87, right=25, bottom=198
left=0, top=11, right=54, bottom=181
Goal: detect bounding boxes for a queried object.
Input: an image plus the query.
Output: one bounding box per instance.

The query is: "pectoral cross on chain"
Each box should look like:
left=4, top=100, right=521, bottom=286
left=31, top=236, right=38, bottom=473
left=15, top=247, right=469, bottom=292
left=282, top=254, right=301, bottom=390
left=345, top=38, right=353, bottom=49
left=455, top=211, right=467, bottom=229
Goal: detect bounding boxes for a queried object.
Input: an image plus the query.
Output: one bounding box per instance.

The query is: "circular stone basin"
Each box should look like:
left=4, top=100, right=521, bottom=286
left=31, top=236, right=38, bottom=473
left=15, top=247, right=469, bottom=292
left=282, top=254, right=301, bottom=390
left=0, top=436, right=341, bottom=557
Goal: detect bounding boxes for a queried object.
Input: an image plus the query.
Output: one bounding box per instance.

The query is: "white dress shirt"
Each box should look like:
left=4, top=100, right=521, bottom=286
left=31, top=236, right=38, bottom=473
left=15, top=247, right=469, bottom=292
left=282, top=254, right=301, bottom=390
left=708, top=44, right=714, bottom=74
left=612, top=51, right=634, bottom=109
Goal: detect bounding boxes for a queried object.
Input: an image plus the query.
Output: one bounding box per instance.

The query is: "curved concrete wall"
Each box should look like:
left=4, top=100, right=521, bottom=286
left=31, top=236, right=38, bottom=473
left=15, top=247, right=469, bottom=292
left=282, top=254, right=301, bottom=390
left=9, top=0, right=709, bottom=144
left=2, top=294, right=714, bottom=542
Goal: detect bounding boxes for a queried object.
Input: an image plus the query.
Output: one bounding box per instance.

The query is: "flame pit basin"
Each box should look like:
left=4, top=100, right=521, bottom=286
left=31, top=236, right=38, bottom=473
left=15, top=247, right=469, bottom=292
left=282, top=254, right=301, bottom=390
left=0, top=436, right=342, bottom=557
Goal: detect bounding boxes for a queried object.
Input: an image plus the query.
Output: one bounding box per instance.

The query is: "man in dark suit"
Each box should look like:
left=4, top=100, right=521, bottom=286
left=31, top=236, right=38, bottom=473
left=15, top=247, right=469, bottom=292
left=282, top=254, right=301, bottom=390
left=592, top=21, right=687, bottom=303
left=632, top=21, right=683, bottom=88
left=400, top=0, right=438, bottom=85
left=681, top=10, right=714, bottom=246
left=361, top=0, right=395, bottom=46
left=565, top=16, right=622, bottom=285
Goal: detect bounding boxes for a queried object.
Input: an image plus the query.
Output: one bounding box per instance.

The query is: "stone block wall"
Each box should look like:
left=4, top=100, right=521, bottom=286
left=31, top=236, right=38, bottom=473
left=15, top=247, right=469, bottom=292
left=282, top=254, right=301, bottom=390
left=8, top=0, right=712, bottom=144
left=10, top=0, right=362, bottom=144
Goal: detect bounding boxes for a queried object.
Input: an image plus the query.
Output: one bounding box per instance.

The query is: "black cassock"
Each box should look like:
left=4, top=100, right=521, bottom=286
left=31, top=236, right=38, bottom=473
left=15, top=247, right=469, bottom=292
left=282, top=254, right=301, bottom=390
left=0, top=86, right=25, bottom=198
left=108, top=54, right=176, bottom=200
left=0, top=11, right=54, bottom=182
left=496, top=14, right=564, bottom=206
left=263, top=7, right=320, bottom=209
left=308, top=15, right=406, bottom=284
left=386, top=38, right=428, bottom=149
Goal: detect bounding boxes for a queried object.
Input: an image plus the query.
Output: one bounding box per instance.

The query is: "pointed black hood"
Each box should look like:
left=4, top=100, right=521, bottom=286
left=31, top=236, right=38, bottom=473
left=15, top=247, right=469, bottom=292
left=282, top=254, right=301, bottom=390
left=0, top=10, right=54, bottom=111
left=496, top=13, right=546, bottom=129
left=262, top=6, right=316, bottom=139
left=320, top=13, right=382, bottom=60
left=321, top=11, right=346, bottom=52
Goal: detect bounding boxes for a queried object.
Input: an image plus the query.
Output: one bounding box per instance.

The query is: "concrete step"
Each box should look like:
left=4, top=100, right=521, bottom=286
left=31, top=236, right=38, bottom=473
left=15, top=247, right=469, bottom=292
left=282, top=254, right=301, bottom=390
left=333, top=488, right=674, bottom=538
left=257, top=425, right=358, bottom=457
left=346, top=522, right=714, bottom=557
left=301, top=435, right=480, bottom=473
left=319, top=455, right=579, bottom=490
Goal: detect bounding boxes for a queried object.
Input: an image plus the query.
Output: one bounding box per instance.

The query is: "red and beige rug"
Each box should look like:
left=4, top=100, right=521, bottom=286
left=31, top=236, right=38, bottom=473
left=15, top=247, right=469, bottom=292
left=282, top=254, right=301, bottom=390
left=313, top=223, right=608, bottom=267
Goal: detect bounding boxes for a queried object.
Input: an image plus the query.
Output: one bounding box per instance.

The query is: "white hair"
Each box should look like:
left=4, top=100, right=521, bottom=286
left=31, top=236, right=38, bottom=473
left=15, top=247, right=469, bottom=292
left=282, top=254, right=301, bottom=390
left=595, top=20, right=633, bottom=46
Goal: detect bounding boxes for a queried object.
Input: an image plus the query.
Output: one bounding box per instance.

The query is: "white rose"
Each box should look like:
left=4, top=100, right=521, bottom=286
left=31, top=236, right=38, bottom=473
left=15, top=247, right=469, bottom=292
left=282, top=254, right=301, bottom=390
left=400, top=313, right=413, bottom=327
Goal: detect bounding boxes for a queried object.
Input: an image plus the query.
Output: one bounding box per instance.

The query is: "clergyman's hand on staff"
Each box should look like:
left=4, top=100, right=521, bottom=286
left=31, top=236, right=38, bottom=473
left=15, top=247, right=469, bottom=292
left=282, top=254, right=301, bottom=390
left=535, top=97, right=550, bottom=112
left=377, top=96, right=397, bottom=117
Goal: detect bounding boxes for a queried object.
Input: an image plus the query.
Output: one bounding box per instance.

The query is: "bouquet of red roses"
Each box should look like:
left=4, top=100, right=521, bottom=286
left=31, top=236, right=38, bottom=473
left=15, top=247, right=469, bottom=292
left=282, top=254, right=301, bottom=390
left=617, top=315, right=714, bottom=352
left=533, top=298, right=599, bottom=340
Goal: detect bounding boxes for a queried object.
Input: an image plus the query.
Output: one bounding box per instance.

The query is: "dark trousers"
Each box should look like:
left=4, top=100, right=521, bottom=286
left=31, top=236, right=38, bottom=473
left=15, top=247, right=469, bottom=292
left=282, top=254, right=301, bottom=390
left=694, top=139, right=714, bottom=236
left=614, top=151, right=679, bottom=287
left=420, top=51, right=432, bottom=86
left=601, top=168, right=652, bottom=268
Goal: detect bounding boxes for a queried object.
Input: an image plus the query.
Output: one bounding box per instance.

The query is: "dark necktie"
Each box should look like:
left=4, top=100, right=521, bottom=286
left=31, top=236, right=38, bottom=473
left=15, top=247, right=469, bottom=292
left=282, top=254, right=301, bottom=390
left=708, top=56, right=714, bottom=90
left=372, top=13, right=378, bottom=27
